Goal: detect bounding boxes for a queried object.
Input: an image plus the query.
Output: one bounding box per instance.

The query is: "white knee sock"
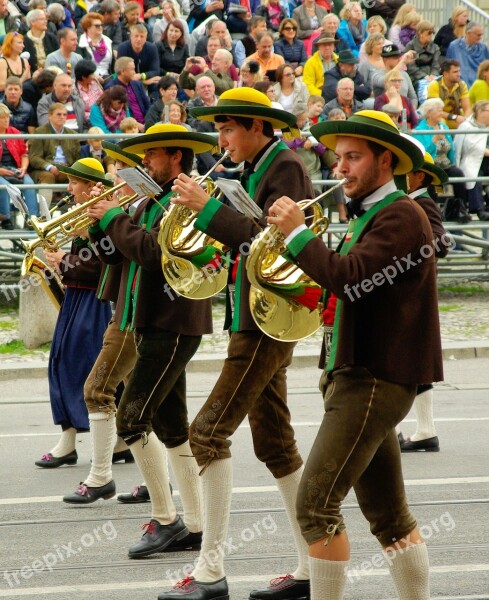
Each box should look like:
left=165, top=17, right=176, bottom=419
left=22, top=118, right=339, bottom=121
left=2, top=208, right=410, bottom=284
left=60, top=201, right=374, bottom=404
left=276, top=468, right=309, bottom=580
left=410, top=389, right=436, bottom=441
left=113, top=436, right=129, bottom=453
left=386, top=542, right=430, bottom=600
left=50, top=427, right=76, bottom=457
left=167, top=442, right=203, bottom=533
left=192, top=458, right=233, bottom=582
left=130, top=432, right=176, bottom=525
left=309, top=557, right=349, bottom=599
left=84, top=412, right=116, bottom=487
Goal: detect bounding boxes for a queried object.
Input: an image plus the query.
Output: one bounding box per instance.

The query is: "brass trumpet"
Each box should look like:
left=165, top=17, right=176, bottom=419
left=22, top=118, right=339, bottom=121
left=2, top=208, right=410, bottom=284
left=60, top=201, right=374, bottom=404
left=246, top=179, right=347, bottom=342
left=158, top=152, right=231, bottom=300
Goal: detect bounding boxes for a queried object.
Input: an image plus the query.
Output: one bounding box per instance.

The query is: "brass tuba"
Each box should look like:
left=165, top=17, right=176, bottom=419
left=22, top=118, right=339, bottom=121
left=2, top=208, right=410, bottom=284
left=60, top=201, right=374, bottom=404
left=246, top=179, right=347, bottom=342
left=158, top=152, right=231, bottom=300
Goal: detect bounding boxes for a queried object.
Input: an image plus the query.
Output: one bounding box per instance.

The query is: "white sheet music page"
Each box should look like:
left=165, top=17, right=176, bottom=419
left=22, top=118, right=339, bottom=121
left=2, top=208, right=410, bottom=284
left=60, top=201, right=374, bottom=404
left=117, top=166, right=163, bottom=197
left=214, top=178, right=262, bottom=219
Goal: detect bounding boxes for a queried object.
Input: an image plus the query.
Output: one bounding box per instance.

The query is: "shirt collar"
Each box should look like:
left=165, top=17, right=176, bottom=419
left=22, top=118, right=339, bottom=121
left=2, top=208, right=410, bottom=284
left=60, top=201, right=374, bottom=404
left=409, top=187, right=428, bottom=199
left=245, top=137, right=280, bottom=174
left=360, top=180, right=398, bottom=211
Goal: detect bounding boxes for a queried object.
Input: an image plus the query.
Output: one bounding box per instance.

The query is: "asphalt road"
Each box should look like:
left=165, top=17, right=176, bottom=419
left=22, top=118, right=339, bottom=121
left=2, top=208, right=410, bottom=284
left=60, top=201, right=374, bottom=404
left=1, top=357, right=488, bottom=600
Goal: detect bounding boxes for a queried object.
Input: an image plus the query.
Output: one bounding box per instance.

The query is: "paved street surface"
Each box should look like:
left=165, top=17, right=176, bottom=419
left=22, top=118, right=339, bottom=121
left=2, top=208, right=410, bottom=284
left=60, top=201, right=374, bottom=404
left=1, top=357, right=488, bottom=600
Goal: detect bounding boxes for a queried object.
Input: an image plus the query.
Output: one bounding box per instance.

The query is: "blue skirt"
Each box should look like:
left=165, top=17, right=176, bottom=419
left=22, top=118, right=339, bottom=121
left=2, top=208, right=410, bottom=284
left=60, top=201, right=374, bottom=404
left=48, top=287, right=112, bottom=431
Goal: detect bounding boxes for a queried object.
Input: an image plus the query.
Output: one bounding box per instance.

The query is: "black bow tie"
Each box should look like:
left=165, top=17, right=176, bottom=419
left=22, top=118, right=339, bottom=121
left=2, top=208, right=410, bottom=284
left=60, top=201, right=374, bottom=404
left=346, top=200, right=366, bottom=219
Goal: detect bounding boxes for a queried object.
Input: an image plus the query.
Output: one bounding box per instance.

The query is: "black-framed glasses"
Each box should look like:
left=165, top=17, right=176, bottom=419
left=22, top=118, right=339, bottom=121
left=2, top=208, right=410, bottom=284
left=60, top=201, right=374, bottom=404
left=93, top=23, right=103, bottom=28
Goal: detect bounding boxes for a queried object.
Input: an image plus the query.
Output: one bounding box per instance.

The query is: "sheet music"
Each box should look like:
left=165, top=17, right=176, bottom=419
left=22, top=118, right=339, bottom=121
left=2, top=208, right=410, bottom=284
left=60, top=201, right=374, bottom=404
left=214, top=178, right=262, bottom=219
left=117, top=166, right=163, bottom=197
left=6, top=183, right=29, bottom=215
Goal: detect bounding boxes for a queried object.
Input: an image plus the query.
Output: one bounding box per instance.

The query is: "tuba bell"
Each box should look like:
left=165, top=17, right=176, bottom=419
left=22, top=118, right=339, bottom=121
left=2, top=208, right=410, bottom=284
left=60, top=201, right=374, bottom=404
left=158, top=151, right=231, bottom=300
left=246, top=179, right=347, bottom=342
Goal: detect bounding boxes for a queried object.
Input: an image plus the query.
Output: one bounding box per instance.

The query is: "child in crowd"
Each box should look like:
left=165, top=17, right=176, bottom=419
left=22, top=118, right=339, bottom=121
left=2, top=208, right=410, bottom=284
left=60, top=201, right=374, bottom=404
left=119, top=117, right=140, bottom=134
left=307, top=95, right=325, bottom=125
left=80, top=126, right=116, bottom=178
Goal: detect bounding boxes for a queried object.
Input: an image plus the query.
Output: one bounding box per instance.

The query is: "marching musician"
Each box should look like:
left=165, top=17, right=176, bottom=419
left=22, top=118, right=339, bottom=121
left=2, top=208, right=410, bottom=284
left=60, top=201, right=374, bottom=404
left=158, top=88, right=315, bottom=600
left=62, top=144, right=145, bottom=505
left=35, top=158, right=114, bottom=469
left=85, top=125, right=215, bottom=557
left=267, top=110, right=442, bottom=599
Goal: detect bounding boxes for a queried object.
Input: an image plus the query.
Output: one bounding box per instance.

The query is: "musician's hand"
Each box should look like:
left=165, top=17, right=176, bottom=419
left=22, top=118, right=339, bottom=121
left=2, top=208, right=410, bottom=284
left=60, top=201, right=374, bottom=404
left=267, top=196, right=305, bottom=237
left=87, top=198, right=120, bottom=221
left=171, top=173, right=211, bottom=212
left=44, top=249, right=66, bottom=268
left=90, top=182, right=105, bottom=198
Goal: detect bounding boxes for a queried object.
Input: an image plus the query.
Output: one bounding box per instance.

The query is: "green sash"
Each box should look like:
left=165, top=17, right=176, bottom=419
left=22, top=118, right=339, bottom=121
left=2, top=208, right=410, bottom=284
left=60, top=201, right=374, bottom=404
left=326, top=190, right=405, bottom=372
left=231, top=140, right=288, bottom=331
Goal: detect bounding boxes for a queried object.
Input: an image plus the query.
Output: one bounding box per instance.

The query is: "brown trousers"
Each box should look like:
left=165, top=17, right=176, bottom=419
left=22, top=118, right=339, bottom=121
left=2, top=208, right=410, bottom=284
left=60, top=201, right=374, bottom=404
left=190, top=331, right=303, bottom=479
left=297, top=365, right=417, bottom=548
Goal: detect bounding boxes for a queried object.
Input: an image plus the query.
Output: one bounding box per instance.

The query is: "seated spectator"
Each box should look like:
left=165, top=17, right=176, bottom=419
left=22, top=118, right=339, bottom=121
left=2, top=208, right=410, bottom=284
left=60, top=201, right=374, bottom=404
left=78, top=12, right=114, bottom=79
left=117, top=23, right=160, bottom=98
left=89, top=85, right=130, bottom=133
left=373, top=69, right=418, bottom=129
left=194, top=19, right=234, bottom=58
left=186, top=75, right=218, bottom=130
left=179, top=51, right=234, bottom=96
left=322, top=49, right=371, bottom=103
left=398, top=11, right=420, bottom=52
left=272, top=62, right=309, bottom=116
left=469, top=60, right=489, bottom=105
left=47, top=3, right=74, bottom=32
left=37, top=72, right=87, bottom=132
left=405, top=21, right=441, bottom=95
left=187, top=0, right=224, bottom=33
left=80, top=125, right=116, bottom=176
left=144, top=75, right=179, bottom=129
left=246, top=32, right=284, bottom=78
left=455, top=100, right=489, bottom=219
left=45, top=28, right=85, bottom=76
left=254, top=80, right=283, bottom=109
left=274, top=18, right=308, bottom=77
left=0, top=0, right=20, bottom=36
left=414, top=97, right=472, bottom=218
left=306, top=93, right=325, bottom=125
left=122, top=2, right=150, bottom=44
left=434, top=5, right=468, bottom=58
left=321, top=75, right=363, bottom=119
left=233, top=16, right=267, bottom=68
left=120, top=116, right=139, bottom=133
left=0, top=103, right=39, bottom=227
left=1, top=76, right=36, bottom=133
left=446, top=22, right=489, bottom=88
left=363, top=0, right=399, bottom=28
left=292, top=0, right=328, bottom=56
left=156, top=19, right=189, bottom=77
left=427, top=59, right=470, bottom=129
left=164, top=99, right=192, bottom=130
left=238, top=60, right=262, bottom=88
left=74, top=59, right=104, bottom=122
left=255, top=0, right=287, bottom=33
left=0, top=32, right=31, bottom=92
left=23, top=9, right=59, bottom=72
left=28, top=102, right=80, bottom=206
left=387, top=3, right=416, bottom=52
left=358, top=15, right=387, bottom=62
left=358, top=33, right=385, bottom=100
left=319, top=13, right=349, bottom=53
left=336, top=2, right=367, bottom=58
left=370, top=43, right=417, bottom=106
left=152, top=0, right=190, bottom=45
left=225, top=1, right=252, bottom=35
left=22, top=68, right=56, bottom=121
left=105, top=57, right=150, bottom=131
left=303, top=34, right=338, bottom=96
left=204, top=35, right=239, bottom=84
left=99, top=0, right=123, bottom=52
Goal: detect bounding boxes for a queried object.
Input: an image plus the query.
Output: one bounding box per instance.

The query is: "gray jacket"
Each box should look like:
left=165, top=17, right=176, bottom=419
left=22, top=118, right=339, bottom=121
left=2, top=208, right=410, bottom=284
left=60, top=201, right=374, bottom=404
left=37, top=92, right=88, bottom=132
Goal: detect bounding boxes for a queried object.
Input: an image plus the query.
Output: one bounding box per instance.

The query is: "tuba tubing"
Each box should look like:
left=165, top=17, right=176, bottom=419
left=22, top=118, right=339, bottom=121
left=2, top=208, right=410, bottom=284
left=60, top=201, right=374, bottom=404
left=246, top=179, right=347, bottom=342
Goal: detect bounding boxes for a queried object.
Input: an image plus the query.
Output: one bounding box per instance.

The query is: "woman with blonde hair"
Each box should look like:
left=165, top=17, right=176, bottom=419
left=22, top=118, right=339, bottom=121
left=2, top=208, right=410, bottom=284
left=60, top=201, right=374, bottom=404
left=359, top=15, right=388, bottom=61
left=239, top=60, right=262, bottom=87
left=434, top=5, right=469, bottom=57
left=152, top=0, right=190, bottom=45
left=469, top=60, right=489, bottom=104
left=388, top=3, right=416, bottom=50
left=373, top=68, right=418, bottom=128
left=337, top=2, right=367, bottom=57
left=0, top=32, right=31, bottom=92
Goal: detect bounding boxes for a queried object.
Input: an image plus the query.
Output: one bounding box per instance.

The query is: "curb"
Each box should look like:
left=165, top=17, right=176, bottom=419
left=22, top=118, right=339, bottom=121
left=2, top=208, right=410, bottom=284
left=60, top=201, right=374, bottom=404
left=1, top=344, right=489, bottom=381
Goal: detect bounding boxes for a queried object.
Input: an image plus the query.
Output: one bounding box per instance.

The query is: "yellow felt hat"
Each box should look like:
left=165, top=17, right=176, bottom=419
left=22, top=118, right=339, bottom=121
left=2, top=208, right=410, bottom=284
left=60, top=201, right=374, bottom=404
left=58, top=157, right=113, bottom=186
left=119, top=124, right=216, bottom=155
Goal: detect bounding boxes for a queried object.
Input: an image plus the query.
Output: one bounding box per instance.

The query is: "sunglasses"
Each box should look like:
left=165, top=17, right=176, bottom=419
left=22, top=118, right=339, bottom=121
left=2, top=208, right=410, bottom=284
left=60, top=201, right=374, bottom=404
left=283, top=26, right=297, bottom=31
left=93, top=23, right=103, bottom=28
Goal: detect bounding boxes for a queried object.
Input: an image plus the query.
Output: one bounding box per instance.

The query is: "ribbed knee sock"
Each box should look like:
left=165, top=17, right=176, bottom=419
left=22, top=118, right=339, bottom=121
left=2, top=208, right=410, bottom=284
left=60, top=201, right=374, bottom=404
left=309, top=557, right=349, bottom=599
left=84, top=412, right=115, bottom=487
left=50, top=427, right=76, bottom=457
left=276, top=468, right=309, bottom=580
left=386, top=542, right=430, bottom=600
left=192, top=458, right=233, bottom=582
left=167, top=442, right=202, bottom=533
left=410, top=389, right=437, bottom=441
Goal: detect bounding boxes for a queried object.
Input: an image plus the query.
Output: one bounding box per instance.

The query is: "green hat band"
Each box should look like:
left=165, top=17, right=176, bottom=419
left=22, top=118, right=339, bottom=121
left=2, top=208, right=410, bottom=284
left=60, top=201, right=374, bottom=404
left=72, top=162, right=105, bottom=178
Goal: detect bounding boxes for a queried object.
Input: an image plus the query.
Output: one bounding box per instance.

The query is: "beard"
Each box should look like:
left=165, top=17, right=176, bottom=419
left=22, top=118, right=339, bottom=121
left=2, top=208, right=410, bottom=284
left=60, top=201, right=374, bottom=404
left=343, top=160, right=382, bottom=200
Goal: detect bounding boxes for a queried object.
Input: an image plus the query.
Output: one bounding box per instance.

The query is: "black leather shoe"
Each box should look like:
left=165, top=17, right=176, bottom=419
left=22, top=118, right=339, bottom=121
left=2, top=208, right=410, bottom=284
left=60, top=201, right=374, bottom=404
left=478, top=210, right=489, bottom=221
left=112, top=449, right=134, bottom=463
left=128, top=516, right=188, bottom=558
left=157, top=576, right=229, bottom=599
left=117, top=484, right=150, bottom=503
left=165, top=531, right=202, bottom=552
left=400, top=436, right=440, bottom=452
left=1, top=219, right=14, bottom=230
left=35, top=450, right=77, bottom=468
left=397, top=432, right=405, bottom=446
left=63, top=481, right=116, bottom=504
left=249, top=575, right=310, bottom=599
